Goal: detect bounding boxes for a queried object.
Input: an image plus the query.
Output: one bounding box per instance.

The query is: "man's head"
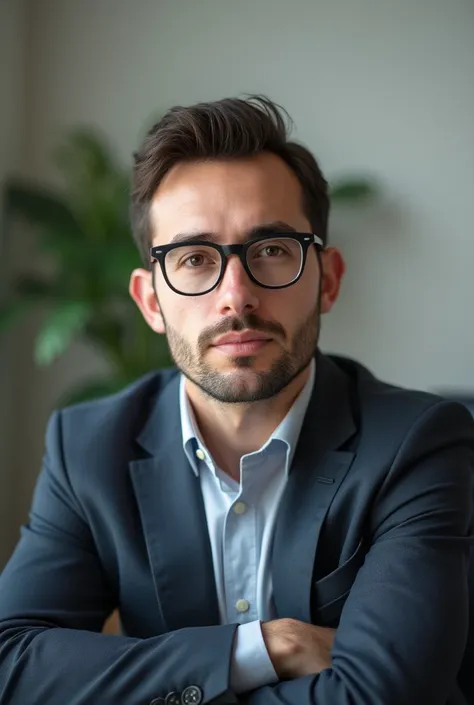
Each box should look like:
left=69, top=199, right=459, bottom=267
left=129, top=96, right=344, bottom=403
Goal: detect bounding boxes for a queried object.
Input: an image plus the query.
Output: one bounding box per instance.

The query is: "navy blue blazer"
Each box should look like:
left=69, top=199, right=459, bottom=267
left=0, top=352, right=473, bottom=705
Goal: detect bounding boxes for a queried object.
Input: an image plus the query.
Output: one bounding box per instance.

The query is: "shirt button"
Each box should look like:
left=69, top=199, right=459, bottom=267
left=195, top=448, right=206, bottom=461
left=236, top=599, right=250, bottom=613
left=233, top=501, right=247, bottom=515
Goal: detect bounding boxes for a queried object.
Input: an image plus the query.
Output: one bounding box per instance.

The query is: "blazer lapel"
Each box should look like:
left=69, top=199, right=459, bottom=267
left=272, top=351, right=357, bottom=622
left=129, top=373, right=220, bottom=631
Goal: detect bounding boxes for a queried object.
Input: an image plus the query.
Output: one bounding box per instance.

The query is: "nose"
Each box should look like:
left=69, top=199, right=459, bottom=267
left=215, top=254, right=260, bottom=316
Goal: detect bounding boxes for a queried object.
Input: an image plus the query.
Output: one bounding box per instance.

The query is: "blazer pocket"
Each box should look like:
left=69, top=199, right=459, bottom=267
left=313, top=539, right=367, bottom=625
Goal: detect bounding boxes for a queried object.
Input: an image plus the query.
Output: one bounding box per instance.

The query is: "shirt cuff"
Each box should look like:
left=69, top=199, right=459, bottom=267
left=229, top=620, right=279, bottom=694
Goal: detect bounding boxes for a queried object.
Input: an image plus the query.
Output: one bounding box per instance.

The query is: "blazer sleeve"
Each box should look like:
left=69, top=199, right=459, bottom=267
left=240, top=400, right=474, bottom=705
left=0, top=410, right=239, bottom=705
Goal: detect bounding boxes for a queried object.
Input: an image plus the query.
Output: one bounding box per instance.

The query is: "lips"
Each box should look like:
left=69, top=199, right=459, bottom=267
left=212, top=330, right=272, bottom=346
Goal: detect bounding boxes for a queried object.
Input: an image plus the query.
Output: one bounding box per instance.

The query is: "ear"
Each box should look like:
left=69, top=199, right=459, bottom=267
left=129, top=267, right=166, bottom=334
left=319, top=247, right=345, bottom=314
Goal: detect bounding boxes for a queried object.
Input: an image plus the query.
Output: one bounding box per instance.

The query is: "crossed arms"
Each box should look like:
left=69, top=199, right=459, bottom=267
left=0, top=401, right=472, bottom=705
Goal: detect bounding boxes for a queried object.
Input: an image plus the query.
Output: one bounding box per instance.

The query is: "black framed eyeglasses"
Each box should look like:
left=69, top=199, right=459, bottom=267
left=150, top=232, right=324, bottom=296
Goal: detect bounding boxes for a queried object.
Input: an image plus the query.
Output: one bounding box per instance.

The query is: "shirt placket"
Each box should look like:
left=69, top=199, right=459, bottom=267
left=222, top=461, right=258, bottom=624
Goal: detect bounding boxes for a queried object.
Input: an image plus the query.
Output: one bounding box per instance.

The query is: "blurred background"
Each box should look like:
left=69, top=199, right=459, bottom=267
left=0, top=0, right=473, bottom=568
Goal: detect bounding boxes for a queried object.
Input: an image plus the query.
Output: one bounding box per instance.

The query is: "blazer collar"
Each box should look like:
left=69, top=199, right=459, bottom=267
left=135, top=349, right=355, bottom=456
left=135, top=369, right=182, bottom=458
left=271, top=349, right=357, bottom=621
left=131, top=370, right=220, bottom=631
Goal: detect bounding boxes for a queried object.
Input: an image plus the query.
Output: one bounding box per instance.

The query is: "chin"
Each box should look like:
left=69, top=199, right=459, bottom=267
left=216, top=351, right=275, bottom=369
left=227, top=355, right=257, bottom=368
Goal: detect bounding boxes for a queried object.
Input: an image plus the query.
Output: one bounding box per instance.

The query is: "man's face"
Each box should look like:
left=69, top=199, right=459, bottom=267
left=130, top=152, right=344, bottom=403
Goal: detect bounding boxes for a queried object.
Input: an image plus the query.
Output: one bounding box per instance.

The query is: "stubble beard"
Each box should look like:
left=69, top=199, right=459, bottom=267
left=163, top=302, right=320, bottom=404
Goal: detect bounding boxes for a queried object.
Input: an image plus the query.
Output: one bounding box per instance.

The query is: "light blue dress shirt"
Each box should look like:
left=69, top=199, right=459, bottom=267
left=179, top=358, right=315, bottom=694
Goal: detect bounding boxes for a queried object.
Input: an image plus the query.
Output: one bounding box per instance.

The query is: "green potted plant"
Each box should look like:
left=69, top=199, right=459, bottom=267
left=0, top=128, right=376, bottom=404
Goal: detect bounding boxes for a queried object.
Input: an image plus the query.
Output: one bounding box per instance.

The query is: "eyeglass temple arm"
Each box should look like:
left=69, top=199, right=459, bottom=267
left=309, top=234, right=324, bottom=248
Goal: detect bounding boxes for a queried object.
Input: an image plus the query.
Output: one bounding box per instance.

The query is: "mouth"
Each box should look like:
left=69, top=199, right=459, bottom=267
left=211, top=331, right=273, bottom=357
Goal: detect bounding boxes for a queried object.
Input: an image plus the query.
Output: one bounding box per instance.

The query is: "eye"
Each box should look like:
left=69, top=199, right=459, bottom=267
left=255, top=243, right=289, bottom=258
left=183, top=253, right=206, bottom=267
left=175, top=250, right=219, bottom=268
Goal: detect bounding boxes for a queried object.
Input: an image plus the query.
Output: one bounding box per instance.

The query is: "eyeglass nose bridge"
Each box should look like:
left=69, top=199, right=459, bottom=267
left=217, top=243, right=252, bottom=280
left=221, top=242, right=248, bottom=262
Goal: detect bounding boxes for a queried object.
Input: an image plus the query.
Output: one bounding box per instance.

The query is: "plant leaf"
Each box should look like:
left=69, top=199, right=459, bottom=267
left=3, top=180, right=82, bottom=236
left=34, top=300, right=92, bottom=366
left=100, top=241, right=142, bottom=292
left=330, top=178, right=377, bottom=203
left=54, top=129, right=130, bottom=242
left=0, top=276, right=59, bottom=336
left=0, top=299, right=32, bottom=334
left=14, top=275, right=55, bottom=299
left=54, top=128, right=117, bottom=186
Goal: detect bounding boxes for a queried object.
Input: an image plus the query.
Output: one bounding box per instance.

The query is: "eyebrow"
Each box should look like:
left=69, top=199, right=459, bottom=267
left=168, top=221, right=298, bottom=246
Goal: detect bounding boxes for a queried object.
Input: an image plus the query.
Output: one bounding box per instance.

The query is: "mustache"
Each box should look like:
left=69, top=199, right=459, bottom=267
left=198, top=314, right=286, bottom=351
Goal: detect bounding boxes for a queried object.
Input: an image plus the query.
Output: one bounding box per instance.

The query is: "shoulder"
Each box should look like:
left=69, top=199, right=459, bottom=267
left=326, top=355, right=474, bottom=530
left=47, top=366, right=180, bottom=463
left=60, top=366, right=178, bottom=423
left=328, top=353, right=474, bottom=452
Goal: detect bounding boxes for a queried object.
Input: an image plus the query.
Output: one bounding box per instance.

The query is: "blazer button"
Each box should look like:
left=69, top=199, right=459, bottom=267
left=150, top=699, right=165, bottom=705
left=181, top=685, right=203, bottom=704
left=165, top=693, right=181, bottom=705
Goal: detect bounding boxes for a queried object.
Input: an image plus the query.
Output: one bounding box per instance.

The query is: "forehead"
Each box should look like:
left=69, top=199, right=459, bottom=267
left=149, top=152, right=309, bottom=244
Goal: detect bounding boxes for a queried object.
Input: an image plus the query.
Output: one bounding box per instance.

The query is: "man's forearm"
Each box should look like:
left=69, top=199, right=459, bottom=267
left=0, top=619, right=239, bottom=705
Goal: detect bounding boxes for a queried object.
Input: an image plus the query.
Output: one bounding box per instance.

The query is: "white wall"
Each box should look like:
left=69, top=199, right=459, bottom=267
left=4, top=0, right=474, bottom=552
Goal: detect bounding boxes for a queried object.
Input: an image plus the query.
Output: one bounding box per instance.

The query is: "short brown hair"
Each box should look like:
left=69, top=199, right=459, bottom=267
left=131, top=95, right=329, bottom=267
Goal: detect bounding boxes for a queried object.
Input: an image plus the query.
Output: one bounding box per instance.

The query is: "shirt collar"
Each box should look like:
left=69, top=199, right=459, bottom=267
left=180, top=374, right=207, bottom=476
left=180, top=357, right=316, bottom=476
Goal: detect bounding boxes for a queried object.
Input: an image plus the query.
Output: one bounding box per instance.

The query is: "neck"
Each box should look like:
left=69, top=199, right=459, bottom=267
left=185, top=363, right=312, bottom=481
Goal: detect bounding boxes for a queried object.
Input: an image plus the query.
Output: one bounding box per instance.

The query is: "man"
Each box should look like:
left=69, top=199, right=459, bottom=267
left=0, top=96, right=472, bottom=705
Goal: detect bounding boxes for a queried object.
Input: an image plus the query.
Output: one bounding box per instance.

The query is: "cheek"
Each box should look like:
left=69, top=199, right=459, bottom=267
left=265, top=272, right=319, bottom=331
left=278, top=267, right=319, bottom=312
left=161, top=291, right=210, bottom=337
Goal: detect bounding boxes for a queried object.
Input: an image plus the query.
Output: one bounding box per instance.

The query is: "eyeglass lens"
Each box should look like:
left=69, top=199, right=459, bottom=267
left=164, top=237, right=304, bottom=294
